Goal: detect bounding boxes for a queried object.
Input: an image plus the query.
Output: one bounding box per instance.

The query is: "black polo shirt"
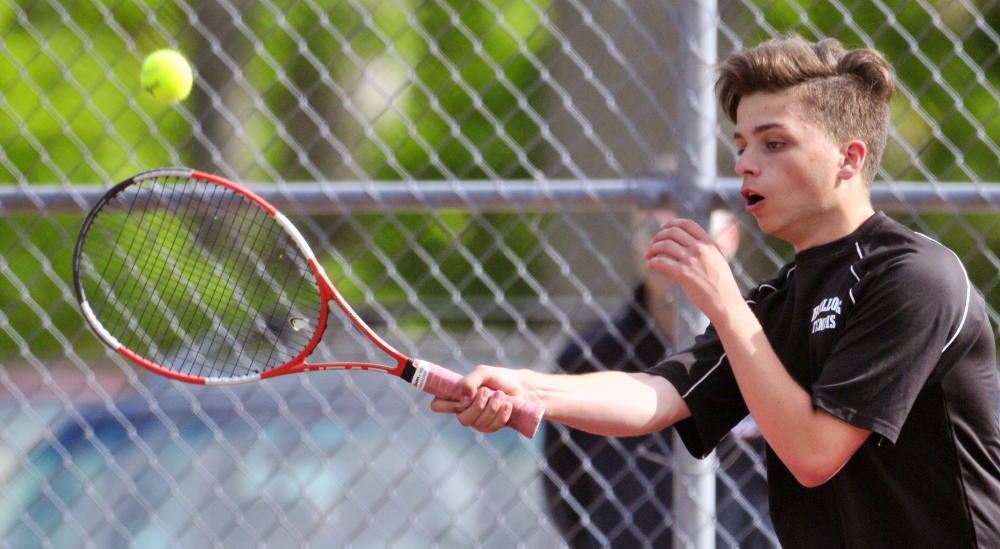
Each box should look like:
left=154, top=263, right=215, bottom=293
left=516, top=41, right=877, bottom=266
left=651, top=212, right=1000, bottom=547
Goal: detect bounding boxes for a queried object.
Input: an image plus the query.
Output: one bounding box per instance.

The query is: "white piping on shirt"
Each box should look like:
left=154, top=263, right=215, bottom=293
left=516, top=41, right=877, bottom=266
left=850, top=246, right=864, bottom=305
left=943, top=279, right=972, bottom=353
left=682, top=353, right=728, bottom=398
left=915, top=233, right=971, bottom=353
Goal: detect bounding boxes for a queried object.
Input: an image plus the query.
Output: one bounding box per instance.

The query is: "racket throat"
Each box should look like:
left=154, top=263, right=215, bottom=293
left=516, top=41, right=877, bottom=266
left=399, top=357, right=419, bottom=385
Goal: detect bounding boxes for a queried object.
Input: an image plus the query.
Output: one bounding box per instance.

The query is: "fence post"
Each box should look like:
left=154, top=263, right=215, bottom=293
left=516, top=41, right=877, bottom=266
left=673, top=1, right=718, bottom=548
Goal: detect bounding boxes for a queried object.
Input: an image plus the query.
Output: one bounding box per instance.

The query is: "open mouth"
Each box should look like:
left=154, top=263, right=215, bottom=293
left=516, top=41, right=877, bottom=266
left=745, top=192, right=764, bottom=206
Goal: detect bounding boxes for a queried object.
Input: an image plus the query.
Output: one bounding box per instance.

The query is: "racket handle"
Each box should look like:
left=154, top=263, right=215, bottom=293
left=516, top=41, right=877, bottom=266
left=410, top=359, right=544, bottom=438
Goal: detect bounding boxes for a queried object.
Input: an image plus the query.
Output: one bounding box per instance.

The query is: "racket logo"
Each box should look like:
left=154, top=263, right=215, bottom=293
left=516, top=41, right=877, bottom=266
left=411, top=360, right=431, bottom=391
left=289, top=317, right=310, bottom=331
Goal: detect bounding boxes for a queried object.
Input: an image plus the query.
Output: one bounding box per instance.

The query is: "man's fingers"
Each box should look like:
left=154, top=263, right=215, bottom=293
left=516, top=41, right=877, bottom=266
left=459, top=366, right=491, bottom=406
left=430, top=396, right=467, bottom=414
left=448, top=388, right=509, bottom=432
left=429, top=364, right=523, bottom=433
left=646, top=237, right=687, bottom=262
left=646, top=220, right=721, bottom=263
left=662, top=218, right=713, bottom=241
left=466, top=389, right=513, bottom=433
left=645, top=224, right=699, bottom=260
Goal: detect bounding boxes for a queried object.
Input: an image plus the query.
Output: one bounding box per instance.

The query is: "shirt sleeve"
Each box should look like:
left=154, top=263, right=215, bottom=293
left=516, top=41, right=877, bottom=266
left=812, top=246, right=972, bottom=444
left=647, top=324, right=748, bottom=458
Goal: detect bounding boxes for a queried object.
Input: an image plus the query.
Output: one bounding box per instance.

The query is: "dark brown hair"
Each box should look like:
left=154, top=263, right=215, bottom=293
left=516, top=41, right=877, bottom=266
left=716, top=35, right=894, bottom=185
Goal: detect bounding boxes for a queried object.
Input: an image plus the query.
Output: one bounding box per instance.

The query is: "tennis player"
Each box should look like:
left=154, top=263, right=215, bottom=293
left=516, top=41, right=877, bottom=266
left=433, top=35, right=1000, bottom=547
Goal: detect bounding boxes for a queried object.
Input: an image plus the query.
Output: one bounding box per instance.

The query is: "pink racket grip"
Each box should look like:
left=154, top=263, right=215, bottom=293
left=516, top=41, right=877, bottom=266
left=409, top=359, right=544, bottom=438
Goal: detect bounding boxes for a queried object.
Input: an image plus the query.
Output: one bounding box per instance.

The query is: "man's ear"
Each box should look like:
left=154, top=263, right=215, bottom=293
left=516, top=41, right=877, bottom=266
left=838, top=140, right=867, bottom=181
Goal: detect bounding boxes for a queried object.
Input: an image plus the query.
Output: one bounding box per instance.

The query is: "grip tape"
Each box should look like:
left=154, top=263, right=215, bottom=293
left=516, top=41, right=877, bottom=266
left=409, top=359, right=544, bottom=438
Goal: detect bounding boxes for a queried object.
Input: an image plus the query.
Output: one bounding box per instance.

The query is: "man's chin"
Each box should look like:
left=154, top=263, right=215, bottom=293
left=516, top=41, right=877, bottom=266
left=752, top=215, right=784, bottom=240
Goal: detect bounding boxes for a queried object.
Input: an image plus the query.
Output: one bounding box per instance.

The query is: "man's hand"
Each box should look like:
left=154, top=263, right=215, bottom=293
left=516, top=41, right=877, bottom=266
left=430, top=365, right=533, bottom=433
left=644, top=218, right=745, bottom=324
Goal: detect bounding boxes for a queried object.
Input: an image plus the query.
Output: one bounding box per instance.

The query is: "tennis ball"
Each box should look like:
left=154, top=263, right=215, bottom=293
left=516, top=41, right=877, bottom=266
left=140, top=49, right=193, bottom=103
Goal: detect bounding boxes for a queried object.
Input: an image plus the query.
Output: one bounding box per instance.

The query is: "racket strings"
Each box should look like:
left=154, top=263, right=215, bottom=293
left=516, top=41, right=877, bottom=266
left=88, top=177, right=233, bottom=373
left=202, top=190, right=308, bottom=375
left=147, top=183, right=266, bottom=376
left=81, top=175, right=322, bottom=379
left=153, top=180, right=310, bottom=375
left=176, top=181, right=320, bottom=377
left=96, top=179, right=201, bottom=359
left=133, top=181, right=246, bottom=373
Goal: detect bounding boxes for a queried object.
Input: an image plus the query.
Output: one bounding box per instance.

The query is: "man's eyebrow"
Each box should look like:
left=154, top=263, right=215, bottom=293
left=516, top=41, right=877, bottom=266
left=733, top=122, right=785, bottom=140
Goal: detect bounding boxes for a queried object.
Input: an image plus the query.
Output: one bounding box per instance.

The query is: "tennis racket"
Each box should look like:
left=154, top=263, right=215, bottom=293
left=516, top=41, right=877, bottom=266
left=72, top=167, right=543, bottom=438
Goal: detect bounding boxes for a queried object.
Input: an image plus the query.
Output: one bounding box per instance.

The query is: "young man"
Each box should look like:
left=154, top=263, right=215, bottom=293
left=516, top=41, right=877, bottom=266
left=433, top=35, right=1000, bottom=547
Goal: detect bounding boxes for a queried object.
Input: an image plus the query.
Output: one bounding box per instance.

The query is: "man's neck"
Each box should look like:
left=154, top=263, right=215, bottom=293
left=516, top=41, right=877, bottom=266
left=791, top=203, right=875, bottom=252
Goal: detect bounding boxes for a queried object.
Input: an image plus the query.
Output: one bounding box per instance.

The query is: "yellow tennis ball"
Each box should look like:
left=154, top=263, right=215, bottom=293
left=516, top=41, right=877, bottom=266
left=141, top=49, right=193, bottom=103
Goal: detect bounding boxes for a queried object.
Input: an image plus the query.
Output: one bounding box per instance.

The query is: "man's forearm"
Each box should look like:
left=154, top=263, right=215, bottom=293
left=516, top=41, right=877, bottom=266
left=523, top=370, right=690, bottom=437
left=713, top=303, right=869, bottom=486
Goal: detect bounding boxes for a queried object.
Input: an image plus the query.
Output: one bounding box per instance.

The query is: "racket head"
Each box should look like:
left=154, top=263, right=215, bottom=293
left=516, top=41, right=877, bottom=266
left=72, top=168, right=379, bottom=384
left=74, top=168, right=545, bottom=437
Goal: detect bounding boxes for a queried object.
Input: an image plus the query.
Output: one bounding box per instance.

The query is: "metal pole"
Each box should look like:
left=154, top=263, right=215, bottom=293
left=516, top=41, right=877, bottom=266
left=673, top=1, right=718, bottom=548
left=6, top=179, right=995, bottom=214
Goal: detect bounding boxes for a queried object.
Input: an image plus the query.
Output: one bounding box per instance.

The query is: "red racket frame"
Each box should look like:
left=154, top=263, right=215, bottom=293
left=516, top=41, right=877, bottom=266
left=74, top=168, right=543, bottom=437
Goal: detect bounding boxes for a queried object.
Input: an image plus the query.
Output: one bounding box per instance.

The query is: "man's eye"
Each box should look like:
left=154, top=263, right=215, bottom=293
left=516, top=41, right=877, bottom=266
left=766, top=141, right=784, bottom=150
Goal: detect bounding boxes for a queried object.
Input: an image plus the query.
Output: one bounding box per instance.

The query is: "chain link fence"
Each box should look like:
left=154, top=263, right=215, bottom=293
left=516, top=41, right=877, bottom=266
left=3, top=0, right=1000, bottom=547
